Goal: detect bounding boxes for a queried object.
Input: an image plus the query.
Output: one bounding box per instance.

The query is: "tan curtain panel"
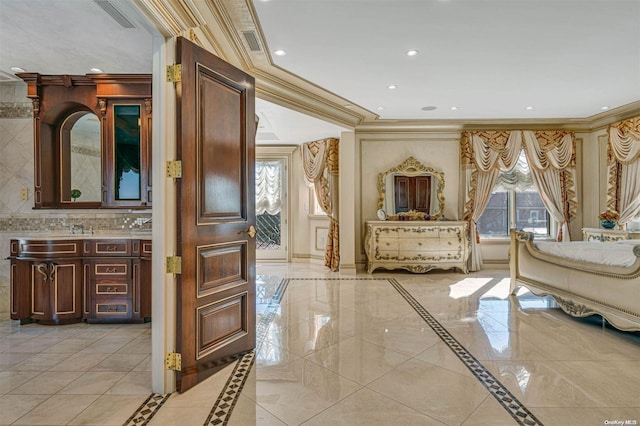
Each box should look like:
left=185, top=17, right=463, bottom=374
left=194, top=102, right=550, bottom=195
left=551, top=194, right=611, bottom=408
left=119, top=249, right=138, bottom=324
left=608, top=116, right=640, bottom=226
left=302, top=138, right=340, bottom=271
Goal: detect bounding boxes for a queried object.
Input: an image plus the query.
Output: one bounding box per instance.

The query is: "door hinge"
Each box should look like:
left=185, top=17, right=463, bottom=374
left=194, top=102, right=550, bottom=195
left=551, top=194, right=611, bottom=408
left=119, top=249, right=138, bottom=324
left=165, top=352, right=182, bottom=371
left=166, top=64, right=182, bottom=83
left=166, top=256, right=182, bottom=275
left=166, top=160, right=182, bottom=178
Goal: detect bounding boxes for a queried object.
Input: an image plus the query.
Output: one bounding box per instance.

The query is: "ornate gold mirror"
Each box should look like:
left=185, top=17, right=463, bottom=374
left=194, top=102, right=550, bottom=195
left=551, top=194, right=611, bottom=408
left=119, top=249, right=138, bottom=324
left=377, top=156, right=445, bottom=219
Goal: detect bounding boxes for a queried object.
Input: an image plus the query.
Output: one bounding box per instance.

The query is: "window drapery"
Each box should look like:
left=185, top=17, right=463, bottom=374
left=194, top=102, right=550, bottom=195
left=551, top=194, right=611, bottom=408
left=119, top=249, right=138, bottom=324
left=462, top=130, right=577, bottom=271
left=607, top=116, right=640, bottom=227
left=256, top=160, right=282, bottom=215
left=302, top=138, right=340, bottom=271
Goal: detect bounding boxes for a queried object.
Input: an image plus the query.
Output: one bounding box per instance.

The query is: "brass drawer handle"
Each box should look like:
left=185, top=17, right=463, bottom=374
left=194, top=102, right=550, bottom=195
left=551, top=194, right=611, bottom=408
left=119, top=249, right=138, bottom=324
left=105, top=267, right=117, bottom=273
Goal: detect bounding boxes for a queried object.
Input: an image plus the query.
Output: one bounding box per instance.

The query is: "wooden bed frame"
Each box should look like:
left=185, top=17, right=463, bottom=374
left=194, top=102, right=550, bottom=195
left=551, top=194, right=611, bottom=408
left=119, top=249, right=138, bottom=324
left=509, top=230, right=640, bottom=332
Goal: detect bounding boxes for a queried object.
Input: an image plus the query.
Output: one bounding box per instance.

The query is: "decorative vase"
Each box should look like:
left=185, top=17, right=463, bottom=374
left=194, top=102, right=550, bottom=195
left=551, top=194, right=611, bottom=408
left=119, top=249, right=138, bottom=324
left=601, top=220, right=616, bottom=229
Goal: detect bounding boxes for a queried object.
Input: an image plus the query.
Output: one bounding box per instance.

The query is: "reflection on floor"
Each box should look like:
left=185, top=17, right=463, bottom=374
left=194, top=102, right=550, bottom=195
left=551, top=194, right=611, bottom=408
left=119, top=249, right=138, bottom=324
left=1, top=263, right=639, bottom=425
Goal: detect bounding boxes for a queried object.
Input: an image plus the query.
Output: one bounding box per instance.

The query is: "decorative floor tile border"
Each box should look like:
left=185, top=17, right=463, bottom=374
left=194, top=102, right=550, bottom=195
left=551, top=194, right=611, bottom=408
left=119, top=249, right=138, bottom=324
left=123, top=393, right=171, bottom=426
left=387, top=278, right=543, bottom=426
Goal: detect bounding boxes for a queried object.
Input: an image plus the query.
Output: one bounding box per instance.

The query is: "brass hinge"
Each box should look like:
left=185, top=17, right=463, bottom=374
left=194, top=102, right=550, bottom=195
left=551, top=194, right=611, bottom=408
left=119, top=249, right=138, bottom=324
left=166, top=256, right=182, bottom=275
left=166, top=160, right=182, bottom=178
left=166, top=64, right=182, bottom=83
left=165, top=352, right=182, bottom=371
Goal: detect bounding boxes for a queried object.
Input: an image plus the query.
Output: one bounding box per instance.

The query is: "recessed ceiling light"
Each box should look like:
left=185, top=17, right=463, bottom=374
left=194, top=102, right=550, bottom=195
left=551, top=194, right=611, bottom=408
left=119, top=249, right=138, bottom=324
left=525, top=106, right=534, bottom=110
left=421, top=106, right=437, bottom=111
left=387, top=85, right=397, bottom=90
left=273, top=49, right=286, bottom=56
left=450, top=106, right=459, bottom=110
left=10, top=67, right=25, bottom=73
left=377, top=106, right=384, bottom=110
left=601, top=106, right=610, bottom=110
left=406, top=50, right=419, bottom=57
left=90, top=68, right=103, bottom=73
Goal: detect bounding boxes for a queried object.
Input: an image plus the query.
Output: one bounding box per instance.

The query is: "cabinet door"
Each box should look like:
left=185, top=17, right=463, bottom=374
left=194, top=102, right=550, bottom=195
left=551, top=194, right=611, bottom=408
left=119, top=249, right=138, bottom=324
left=47, top=261, right=83, bottom=322
left=10, top=259, right=31, bottom=322
left=30, top=262, right=51, bottom=321
left=103, top=100, right=152, bottom=208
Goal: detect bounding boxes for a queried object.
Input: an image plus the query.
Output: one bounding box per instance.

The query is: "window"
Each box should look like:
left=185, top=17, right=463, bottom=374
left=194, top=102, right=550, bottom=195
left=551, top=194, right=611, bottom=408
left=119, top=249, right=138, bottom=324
left=477, top=151, right=551, bottom=238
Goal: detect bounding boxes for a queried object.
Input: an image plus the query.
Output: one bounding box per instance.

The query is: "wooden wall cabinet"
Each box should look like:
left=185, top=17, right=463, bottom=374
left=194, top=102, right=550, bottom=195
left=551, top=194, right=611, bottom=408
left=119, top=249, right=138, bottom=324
left=17, top=73, right=152, bottom=209
left=9, top=238, right=151, bottom=324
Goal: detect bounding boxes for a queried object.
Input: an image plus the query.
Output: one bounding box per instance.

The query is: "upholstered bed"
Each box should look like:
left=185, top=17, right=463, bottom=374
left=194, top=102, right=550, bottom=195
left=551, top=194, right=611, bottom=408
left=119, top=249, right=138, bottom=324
left=510, top=230, right=640, bottom=332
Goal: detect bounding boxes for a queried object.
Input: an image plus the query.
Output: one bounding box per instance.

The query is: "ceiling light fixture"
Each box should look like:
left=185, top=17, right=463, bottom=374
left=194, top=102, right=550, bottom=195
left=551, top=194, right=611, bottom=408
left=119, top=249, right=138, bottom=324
left=525, top=106, right=534, bottom=110
left=601, top=106, right=610, bottom=110
left=450, top=106, right=459, bottom=110
left=273, top=49, right=286, bottom=56
left=387, top=85, right=397, bottom=89
left=406, top=50, right=419, bottom=57
left=421, top=106, right=437, bottom=111
left=377, top=106, right=384, bottom=110
left=10, top=67, right=25, bottom=73
left=90, top=67, right=104, bottom=73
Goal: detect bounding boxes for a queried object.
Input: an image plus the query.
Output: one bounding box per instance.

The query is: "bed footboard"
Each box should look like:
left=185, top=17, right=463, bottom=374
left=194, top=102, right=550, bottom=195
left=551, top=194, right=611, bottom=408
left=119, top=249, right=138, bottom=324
left=509, top=230, right=640, bottom=332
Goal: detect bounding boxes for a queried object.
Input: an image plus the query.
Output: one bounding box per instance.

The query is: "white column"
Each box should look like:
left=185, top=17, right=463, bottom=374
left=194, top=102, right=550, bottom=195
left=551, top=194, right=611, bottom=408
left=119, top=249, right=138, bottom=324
left=339, top=131, right=357, bottom=274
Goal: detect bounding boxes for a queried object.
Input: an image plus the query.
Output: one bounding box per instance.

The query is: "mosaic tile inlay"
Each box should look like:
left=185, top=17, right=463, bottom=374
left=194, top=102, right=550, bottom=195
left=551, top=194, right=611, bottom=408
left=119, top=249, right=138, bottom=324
left=123, top=393, right=171, bottom=426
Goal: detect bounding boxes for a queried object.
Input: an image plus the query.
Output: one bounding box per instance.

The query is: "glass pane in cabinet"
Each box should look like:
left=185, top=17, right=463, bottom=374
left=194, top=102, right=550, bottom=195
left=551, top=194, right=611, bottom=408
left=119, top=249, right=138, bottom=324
left=114, top=105, right=141, bottom=200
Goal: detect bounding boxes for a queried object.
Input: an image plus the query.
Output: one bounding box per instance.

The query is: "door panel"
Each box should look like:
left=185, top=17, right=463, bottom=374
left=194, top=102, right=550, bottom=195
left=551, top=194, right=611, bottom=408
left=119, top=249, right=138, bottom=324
left=176, top=37, right=256, bottom=393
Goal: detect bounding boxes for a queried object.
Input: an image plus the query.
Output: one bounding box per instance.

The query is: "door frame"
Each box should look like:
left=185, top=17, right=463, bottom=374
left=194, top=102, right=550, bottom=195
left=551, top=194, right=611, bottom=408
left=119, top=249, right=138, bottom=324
left=150, top=35, right=178, bottom=394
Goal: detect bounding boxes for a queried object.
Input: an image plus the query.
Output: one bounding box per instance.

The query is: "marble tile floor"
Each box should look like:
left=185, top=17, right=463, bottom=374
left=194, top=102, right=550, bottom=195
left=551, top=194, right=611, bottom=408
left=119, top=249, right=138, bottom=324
left=1, top=263, right=638, bottom=425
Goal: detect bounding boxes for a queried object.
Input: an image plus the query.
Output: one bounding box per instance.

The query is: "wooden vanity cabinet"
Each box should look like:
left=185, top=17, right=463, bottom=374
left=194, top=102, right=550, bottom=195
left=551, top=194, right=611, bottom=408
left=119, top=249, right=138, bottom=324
left=10, top=238, right=151, bottom=325
left=10, top=239, right=84, bottom=325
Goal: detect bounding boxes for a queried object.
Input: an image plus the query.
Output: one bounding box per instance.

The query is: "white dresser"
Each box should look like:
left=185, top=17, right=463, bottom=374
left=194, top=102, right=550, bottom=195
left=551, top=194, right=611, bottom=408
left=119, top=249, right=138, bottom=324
left=364, top=221, right=470, bottom=274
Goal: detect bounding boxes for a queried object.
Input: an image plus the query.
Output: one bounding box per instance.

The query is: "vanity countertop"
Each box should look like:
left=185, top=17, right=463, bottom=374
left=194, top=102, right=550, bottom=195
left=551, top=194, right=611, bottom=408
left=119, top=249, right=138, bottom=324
left=15, top=231, right=152, bottom=240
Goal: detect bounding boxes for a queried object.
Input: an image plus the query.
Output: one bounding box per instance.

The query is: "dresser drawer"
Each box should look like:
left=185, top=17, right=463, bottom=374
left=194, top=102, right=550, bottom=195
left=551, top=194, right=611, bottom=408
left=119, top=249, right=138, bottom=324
left=14, top=239, right=83, bottom=258
left=397, top=226, right=439, bottom=238
left=84, top=240, right=132, bottom=257
left=94, top=299, right=132, bottom=319
left=91, top=260, right=131, bottom=277
left=376, top=238, right=398, bottom=251
left=95, top=282, right=129, bottom=296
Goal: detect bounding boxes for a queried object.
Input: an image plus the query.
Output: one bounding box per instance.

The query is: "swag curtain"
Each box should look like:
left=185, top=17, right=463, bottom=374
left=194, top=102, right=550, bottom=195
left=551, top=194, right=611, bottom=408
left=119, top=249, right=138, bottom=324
left=255, top=160, right=282, bottom=215
left=462, top=130, right=577, bottom=271
left=607, top=116, right=640, bottom=227
left=302, top=138, right=340, bottom=271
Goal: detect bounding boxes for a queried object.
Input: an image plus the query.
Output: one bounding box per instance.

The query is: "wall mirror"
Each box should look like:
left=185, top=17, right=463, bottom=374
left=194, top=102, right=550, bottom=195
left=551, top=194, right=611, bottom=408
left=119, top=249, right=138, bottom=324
left=377, top=156, right=445, bottom=219
left=60, top=111, right=102, bottom=203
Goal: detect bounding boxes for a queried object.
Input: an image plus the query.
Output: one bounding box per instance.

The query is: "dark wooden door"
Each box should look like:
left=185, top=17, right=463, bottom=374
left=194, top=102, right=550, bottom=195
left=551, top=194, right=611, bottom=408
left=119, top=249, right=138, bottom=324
left=175, top=37, right=256, bottom=393
left=394, top=175, right=431, bottom=213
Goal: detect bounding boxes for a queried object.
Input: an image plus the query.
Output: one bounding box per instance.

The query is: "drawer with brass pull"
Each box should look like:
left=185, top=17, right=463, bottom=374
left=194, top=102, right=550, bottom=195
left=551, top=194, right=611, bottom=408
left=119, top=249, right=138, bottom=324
left=95, top=301, right=131, bottom=318
left=85, top=240, right=132, bottom=257
left=95, top=283, right=128, bottom=295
